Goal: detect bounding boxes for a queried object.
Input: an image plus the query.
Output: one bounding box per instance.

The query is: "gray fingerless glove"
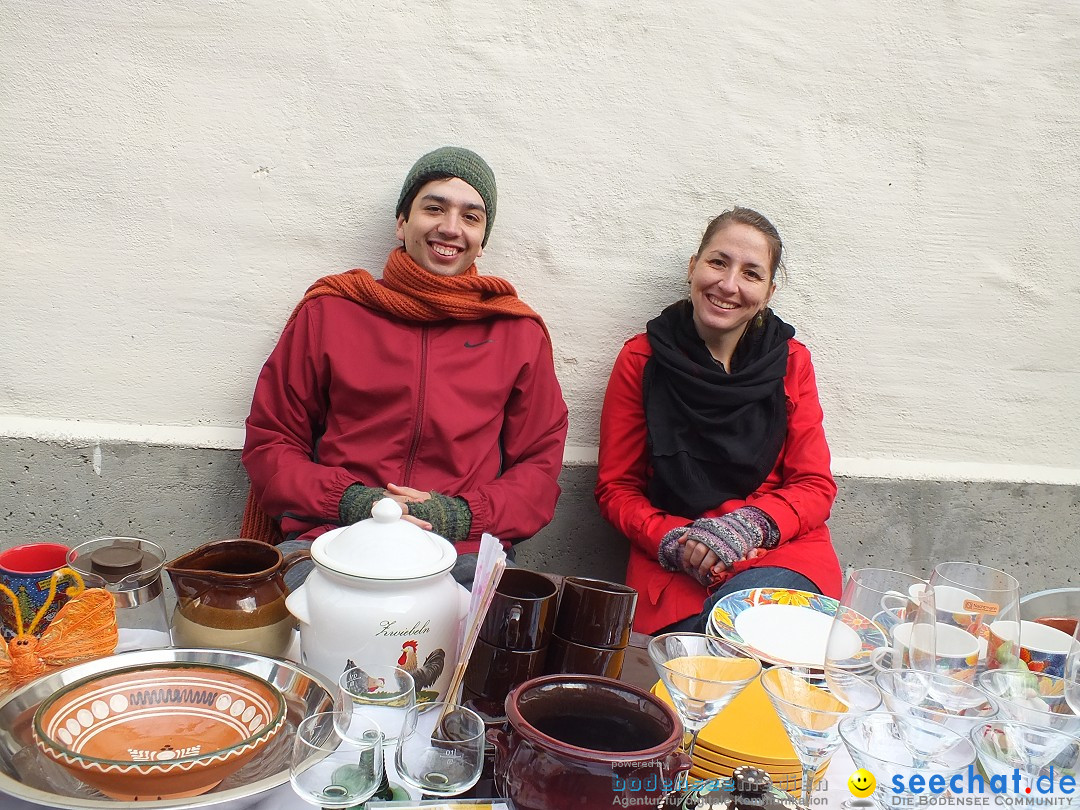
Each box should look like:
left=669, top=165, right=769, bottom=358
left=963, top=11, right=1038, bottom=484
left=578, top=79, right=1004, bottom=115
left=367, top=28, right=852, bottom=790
left=683, top=506, right=780, bottom=566
left=406, top=492, right=473, bottom=543
left=339, top=484, right=387, bottom=524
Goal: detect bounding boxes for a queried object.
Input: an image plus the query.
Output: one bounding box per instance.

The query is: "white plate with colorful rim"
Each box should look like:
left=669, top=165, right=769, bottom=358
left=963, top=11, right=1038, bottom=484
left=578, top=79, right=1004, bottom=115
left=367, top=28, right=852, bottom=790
left=707, top=587, right=886, bottom=669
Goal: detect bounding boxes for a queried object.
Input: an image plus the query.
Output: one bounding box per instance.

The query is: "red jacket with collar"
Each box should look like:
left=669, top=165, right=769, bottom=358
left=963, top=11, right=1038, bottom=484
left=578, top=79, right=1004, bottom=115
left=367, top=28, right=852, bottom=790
left=242, top=294, right=568, bottom=554
left=595, top=333, right=841, bottom=634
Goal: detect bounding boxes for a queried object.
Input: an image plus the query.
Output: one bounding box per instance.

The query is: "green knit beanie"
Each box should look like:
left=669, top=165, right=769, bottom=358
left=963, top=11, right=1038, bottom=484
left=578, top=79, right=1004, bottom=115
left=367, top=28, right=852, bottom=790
left=396, top=146, right=497, bottom=246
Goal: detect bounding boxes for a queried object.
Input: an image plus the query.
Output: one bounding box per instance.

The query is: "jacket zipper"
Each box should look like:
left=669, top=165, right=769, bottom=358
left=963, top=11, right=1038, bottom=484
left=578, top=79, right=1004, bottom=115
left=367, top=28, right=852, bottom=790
left=403, top=324, right=428, bottom=486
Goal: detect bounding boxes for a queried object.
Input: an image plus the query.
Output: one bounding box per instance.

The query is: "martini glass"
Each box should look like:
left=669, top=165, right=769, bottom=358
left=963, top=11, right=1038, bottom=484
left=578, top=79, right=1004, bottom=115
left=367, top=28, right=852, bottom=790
left=977, top=669, right=1080, bottom=736
left=970, top=720, right=1080, bottom=797
left=647, top=633, right=761, bottom=762
left=761, top=665, right=881, bottom=807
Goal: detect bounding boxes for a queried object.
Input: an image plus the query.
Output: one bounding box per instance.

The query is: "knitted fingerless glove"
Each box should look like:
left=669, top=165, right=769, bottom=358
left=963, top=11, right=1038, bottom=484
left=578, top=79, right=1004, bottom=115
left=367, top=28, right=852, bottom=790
left=406, top=492, right=473, bottom=543
left=657, top=506, right=780, bottom=572
left=339, top=484, right=387, bottom=524
left=659, top=527, right=690, bottom=572
left=684, top=506, right=781, bottom=566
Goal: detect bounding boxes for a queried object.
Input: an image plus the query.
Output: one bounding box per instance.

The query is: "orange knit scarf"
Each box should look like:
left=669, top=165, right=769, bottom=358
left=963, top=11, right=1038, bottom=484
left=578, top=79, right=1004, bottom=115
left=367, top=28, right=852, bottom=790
left=240, top=248, right=550, bottom=543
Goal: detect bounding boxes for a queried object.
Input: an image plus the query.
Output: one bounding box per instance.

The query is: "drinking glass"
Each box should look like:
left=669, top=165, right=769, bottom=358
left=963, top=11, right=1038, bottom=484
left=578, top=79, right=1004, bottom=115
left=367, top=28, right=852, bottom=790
left=339, top=664, right=416, bottom=743
left=825, top=567, right=936, bottom=702
left=395, top=702, right=485, bottom=798
left=647, top=632, right=761, bottom=760
left=930, top=561, right=1021, bottom=672
left=977, top=669, right=1080, bottom=736
left=290, top=711, right=384, bottom=808
left=1066, top=621, right=1080, bottom=715
left=761, top=665, right=881, bottom=807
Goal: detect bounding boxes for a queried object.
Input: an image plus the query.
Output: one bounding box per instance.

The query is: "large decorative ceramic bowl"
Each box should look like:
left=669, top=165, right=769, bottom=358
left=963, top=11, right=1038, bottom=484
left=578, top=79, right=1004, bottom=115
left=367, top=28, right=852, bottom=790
left=33, top=663, right=287, bottom=801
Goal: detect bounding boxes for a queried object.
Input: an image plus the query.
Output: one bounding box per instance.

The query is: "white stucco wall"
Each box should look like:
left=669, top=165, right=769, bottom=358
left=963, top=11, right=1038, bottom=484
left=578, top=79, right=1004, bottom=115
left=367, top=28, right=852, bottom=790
left=2, top=1, right=1078, bottom=483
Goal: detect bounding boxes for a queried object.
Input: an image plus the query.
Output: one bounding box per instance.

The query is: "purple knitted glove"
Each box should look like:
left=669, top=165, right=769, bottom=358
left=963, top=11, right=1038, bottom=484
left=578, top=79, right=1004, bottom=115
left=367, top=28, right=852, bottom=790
left=682, top=506, right=780, bottom=567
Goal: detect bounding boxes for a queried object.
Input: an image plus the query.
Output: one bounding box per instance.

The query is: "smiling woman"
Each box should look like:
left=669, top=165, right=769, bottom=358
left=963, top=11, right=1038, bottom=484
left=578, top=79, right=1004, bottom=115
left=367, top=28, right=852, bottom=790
left=595, top=207, right=842, bottom=635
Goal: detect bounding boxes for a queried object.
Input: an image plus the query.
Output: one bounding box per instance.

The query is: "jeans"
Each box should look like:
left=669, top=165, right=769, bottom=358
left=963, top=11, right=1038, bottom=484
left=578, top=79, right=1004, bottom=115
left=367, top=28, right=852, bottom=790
left=656, top=566, right=821, bottom=635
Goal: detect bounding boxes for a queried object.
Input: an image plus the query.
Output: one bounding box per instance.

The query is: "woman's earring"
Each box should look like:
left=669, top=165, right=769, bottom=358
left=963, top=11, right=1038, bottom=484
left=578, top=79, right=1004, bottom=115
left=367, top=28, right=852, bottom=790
left=753, top=310, right=766, bottom=328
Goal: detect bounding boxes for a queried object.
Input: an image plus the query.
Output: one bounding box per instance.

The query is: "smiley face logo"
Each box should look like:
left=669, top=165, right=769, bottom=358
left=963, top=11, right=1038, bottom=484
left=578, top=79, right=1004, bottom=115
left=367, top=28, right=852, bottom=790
left=848, top=768, right=876, bottom=798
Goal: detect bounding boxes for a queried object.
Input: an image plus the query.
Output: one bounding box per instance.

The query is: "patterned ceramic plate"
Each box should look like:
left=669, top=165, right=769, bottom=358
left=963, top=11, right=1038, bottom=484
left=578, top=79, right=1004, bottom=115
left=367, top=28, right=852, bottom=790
left=707, top=587, right=886, bottom=669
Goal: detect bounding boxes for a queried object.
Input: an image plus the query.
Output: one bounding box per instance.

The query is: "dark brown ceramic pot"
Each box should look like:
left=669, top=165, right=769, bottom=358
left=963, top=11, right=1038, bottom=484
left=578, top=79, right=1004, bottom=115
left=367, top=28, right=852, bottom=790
left=491, top=674, right=690, bottom=810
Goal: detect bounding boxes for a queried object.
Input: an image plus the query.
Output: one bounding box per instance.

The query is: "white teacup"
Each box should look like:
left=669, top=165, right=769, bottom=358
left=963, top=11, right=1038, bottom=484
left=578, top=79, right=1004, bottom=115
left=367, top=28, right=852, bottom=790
left=986, top=619, right=1075, bottom=677
left=882, top=583, right=983, bottom=632
left=872, top=621, right=982, bottom=683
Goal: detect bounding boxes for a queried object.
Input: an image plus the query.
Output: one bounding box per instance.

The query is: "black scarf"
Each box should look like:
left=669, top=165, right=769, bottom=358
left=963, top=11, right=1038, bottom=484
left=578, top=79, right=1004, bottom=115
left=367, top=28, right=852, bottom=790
left=643, top=299, right=795, bottom=517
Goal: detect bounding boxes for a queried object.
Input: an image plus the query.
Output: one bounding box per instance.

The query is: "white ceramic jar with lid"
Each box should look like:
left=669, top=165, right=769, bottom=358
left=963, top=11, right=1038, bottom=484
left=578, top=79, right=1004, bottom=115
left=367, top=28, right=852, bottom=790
left=286, top=497, right=466, bottom=701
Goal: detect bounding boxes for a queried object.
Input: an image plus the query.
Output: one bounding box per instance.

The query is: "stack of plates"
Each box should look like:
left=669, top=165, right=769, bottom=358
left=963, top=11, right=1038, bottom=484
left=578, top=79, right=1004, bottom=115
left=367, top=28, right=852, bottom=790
left=652, top=677, right=826, bottom=792
left=705, top=587, right=886, bottom=674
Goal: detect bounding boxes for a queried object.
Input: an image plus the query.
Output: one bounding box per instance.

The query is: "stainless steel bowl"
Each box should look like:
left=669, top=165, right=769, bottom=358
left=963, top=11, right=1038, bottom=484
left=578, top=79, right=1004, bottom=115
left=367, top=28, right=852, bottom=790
left=0, top=647, right=336, bottom=809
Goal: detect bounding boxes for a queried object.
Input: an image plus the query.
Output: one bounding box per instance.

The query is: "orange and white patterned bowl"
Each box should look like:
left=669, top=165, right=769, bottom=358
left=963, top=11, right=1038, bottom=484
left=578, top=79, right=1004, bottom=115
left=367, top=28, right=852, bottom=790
left=33, top=662, right=287, bottom=800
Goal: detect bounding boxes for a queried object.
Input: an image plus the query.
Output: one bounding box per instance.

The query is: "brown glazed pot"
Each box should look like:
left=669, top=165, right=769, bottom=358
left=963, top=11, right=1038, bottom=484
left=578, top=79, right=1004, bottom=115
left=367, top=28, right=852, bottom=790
left=165, top=539, right=309, bottom=657
left=491, top=675, right=690, bottom=810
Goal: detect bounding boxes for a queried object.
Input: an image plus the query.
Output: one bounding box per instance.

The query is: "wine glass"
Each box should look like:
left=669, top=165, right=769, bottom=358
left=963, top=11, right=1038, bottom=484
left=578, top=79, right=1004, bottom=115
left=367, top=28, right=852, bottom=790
left=395, top=701, right=486, bottom=798
left=1066, top=620, right=1080, bottom=715
left=825, top=568, right=937, bottom=702
left=930, top=561, right=1021, bottom=672
left=761, top=665, right=881, bottom=807
left=647, top=632, right=761, bottom=761
left=290, top=711, right=384, bottom=808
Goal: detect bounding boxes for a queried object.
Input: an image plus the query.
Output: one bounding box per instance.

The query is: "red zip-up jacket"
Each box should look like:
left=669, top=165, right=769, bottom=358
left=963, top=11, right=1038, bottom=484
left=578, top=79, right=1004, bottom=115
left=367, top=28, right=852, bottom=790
left=242, top=294, right=568, bottom=554
left=595, top=333, right=841, bottom=633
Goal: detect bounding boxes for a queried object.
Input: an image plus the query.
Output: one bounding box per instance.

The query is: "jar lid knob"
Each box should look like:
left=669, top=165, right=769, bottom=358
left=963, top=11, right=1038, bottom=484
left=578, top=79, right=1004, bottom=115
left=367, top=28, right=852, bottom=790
left=371, top=497, right=403, bottom=523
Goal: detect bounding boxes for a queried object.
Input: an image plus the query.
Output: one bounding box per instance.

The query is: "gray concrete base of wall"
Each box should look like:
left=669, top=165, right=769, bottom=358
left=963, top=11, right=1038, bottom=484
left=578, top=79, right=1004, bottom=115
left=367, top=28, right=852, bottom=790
left=3, top=439, right=1077, bottom=595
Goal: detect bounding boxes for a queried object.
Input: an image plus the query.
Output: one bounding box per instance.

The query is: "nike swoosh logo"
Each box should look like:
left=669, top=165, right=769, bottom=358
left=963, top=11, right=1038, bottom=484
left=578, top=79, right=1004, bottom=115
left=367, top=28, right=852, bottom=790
left=464, top=340, right=494, bottom=348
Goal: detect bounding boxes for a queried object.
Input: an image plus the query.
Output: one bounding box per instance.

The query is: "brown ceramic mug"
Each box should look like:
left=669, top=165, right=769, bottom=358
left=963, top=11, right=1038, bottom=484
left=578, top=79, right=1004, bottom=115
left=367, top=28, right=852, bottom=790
left=553, top=576, right=638, bottom=649
left=464, top=637, right=548, bottom=700
left=479, top=568, right=558, bottom=651
left=543, top=632, right=626, bottom=679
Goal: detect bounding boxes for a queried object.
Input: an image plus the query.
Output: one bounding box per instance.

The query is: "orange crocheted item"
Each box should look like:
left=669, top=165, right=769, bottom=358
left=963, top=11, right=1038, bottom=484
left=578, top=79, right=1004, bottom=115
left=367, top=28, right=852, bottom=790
left=239, top=248, right=551, bottom=544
